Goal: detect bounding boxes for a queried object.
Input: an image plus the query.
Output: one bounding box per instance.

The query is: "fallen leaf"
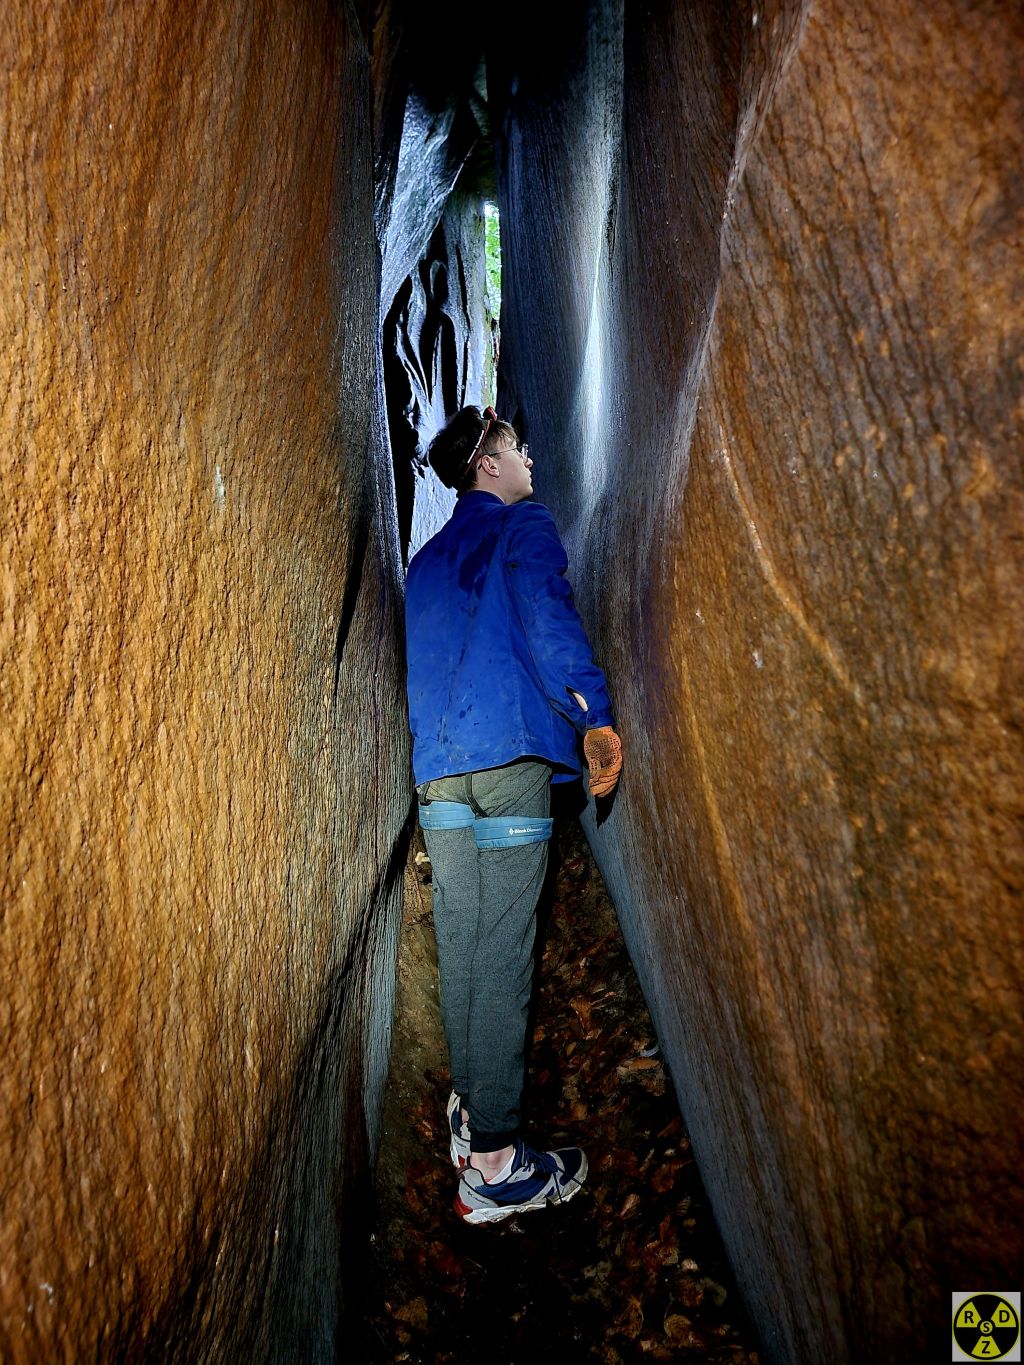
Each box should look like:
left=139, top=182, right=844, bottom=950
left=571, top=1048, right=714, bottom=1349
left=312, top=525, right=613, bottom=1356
left=680, top=1279, right=706, bottom=1309
left=651, top=1161, right=679, bottom=1194
left=570, top=996, right=593, bottom=1030
left=664, top=1313, right=692, bottom=1343
left=618, top=1056, right=662, bottom=1073
left=393, top=1296, right=428, bottom=1329
left=700, top=1276, right=729, bottom=1307
left=615, top=1294, right=644, bottom=1336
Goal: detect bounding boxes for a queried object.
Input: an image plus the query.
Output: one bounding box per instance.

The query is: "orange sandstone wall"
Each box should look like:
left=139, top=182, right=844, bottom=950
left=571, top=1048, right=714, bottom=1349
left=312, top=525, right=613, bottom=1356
left=0, top=1, right=407, bottom=1359
left=660, top=5, right=1023, bottom=1353
left=495, top=1, right=1023, bottom=1360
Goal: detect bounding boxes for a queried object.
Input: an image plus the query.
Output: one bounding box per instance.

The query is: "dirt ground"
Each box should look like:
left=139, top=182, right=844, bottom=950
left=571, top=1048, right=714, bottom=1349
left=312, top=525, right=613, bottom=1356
left=361, top=814, right=760, bottom=1365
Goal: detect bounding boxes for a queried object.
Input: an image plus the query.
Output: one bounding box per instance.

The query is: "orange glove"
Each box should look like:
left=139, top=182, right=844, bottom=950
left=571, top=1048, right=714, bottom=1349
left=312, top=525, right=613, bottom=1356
left=583, top=725, right=623, bottom=799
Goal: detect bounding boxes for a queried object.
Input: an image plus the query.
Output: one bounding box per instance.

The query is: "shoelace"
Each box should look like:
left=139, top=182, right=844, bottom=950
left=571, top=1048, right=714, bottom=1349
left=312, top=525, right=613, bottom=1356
left=519, top=1143, right=560, bottom=1176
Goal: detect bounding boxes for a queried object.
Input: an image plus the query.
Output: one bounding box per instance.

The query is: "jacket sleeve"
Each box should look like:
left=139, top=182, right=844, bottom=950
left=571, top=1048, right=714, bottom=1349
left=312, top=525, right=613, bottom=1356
left=503, top=503, right=615, bottom=733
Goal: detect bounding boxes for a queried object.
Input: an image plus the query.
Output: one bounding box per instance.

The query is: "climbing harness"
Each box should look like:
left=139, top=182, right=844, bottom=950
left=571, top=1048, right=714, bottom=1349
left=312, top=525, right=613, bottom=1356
left=418, top=800, right=552, bottom=849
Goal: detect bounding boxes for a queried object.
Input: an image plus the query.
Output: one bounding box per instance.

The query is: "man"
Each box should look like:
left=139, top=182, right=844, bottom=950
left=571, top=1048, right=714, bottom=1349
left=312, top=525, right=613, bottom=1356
left=405, top=404, right=623, bottom=1224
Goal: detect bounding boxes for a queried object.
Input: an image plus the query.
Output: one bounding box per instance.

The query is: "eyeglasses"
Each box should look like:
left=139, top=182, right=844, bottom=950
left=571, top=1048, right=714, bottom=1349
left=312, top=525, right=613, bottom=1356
left=495, top=442, right=530, bottom=464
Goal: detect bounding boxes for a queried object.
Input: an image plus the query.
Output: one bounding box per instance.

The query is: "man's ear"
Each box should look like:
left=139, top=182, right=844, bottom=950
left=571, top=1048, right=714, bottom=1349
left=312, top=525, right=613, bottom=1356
left=478, top=454, right=500, bottom=480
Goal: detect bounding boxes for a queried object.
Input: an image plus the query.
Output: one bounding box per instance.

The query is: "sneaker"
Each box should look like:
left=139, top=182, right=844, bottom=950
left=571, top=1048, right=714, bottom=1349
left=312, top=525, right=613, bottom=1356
left=447, top=1091, right=471, bottom=1170
left=454, top=1138, right=588, bottom=1224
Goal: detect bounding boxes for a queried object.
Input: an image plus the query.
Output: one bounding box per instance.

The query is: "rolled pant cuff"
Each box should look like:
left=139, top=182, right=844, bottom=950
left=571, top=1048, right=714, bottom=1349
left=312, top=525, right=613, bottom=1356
left=470, top=1130, right=518, bottom=1154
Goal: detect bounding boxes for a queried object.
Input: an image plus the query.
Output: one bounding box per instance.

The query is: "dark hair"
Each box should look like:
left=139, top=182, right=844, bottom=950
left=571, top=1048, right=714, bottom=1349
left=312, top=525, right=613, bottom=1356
left=427, top=406, right=518, bottom=492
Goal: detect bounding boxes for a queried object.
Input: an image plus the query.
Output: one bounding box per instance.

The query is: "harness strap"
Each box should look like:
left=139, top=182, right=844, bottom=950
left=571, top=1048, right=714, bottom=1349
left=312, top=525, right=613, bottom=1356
left=417, top=800, right=475, bottom=830
left=474, top=817, right=553, bottom=850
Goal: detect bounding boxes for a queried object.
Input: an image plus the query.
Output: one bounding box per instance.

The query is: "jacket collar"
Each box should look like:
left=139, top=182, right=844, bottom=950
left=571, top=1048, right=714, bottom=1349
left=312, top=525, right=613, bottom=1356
left=453, top=490, right=505, bottom=515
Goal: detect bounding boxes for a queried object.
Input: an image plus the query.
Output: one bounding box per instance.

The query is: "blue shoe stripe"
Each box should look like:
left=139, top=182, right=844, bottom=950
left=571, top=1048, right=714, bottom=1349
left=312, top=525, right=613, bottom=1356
left=487, top=1170, right=551, bottom=1201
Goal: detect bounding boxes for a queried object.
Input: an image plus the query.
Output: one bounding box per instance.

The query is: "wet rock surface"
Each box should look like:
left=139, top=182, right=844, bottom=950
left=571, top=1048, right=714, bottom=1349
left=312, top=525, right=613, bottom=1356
left=383, top=190, right=489, bottom=562
left=375, top=8, right=494, bottom=562
left=365, top=818, right=759, bottom=1363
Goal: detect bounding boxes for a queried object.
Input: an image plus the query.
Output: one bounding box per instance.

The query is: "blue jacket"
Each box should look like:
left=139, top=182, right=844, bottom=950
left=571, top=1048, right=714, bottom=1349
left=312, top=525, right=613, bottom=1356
left=405, top=491, right=614, bottom=785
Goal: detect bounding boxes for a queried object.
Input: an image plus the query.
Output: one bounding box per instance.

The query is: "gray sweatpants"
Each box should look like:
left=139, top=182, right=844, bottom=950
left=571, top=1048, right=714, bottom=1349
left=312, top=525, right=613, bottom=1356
left=418, top=759, right=552, bottom=1151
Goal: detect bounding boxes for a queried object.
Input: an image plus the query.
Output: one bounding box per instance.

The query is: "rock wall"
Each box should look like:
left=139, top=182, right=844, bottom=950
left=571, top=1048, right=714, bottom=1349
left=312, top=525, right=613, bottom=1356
left=383, top=188, right=489, bottom=560
left=376, top=21, right=494, bottom=561
left=4, top=0, right=1019, bottom=1357
left=0, top=1, right=409, bottom=1359
left=493, top=1, right=1023, bottom=1360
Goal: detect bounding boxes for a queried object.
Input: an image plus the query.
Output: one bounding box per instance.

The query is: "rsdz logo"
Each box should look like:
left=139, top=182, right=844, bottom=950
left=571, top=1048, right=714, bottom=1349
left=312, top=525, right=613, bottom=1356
left=953, top=1293, right=1021, bottom=1361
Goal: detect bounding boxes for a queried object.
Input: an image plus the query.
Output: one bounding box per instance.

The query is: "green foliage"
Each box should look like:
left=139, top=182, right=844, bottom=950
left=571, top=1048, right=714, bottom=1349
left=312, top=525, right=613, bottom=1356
left=482, top=201, right=501, bottom=405
left=484, top=201, right=501, bottom=317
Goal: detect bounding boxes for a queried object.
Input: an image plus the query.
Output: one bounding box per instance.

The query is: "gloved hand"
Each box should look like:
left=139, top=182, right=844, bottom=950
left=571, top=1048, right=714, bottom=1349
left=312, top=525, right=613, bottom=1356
left=583, top=725, right=623, bottom=799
